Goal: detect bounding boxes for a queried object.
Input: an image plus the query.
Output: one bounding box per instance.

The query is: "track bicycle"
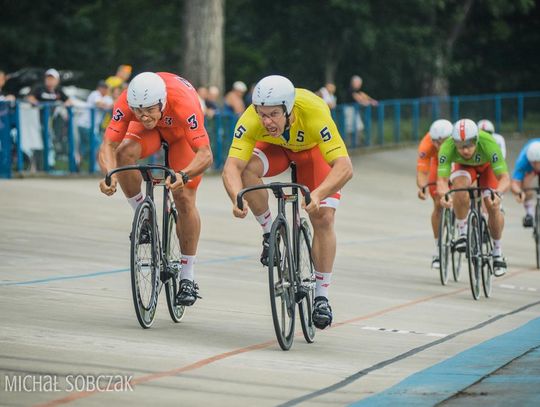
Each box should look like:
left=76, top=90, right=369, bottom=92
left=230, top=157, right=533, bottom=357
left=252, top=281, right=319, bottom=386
left=523, top=178, right=540, bottom=268
left=105, top=143, right=188, bottom=328
left=237, top=163, right=316, bottom=351
left=421, top=182, right=463, bottom=285
left=444, top=187, right=496, bottom=300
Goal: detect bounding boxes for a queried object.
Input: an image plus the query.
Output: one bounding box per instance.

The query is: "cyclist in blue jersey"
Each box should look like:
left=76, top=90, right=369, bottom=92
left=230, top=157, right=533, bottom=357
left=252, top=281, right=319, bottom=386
left=511, top=139, right=540, bottom=227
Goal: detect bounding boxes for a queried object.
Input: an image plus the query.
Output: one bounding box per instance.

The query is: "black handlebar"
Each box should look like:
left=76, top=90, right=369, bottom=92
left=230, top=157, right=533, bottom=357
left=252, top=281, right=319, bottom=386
left=105, top=164, right=178, bottom=186
left=236, top=182, right=312, bottom=211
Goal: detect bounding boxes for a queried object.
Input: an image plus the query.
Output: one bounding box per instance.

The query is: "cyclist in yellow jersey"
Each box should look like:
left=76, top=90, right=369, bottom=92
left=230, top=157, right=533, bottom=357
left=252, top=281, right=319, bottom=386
left=222, top=75, right=353, bottom=329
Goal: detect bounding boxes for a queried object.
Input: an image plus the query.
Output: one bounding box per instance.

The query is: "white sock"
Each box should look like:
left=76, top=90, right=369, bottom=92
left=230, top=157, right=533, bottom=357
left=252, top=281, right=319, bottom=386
left=434, top=238, right=439, bottom=256
left=255, top=209, right=272, bottom=234
left=127, top=192, right=144, bottom=211
left=525, top=199, right=535, bottom=216
left=180, top=255, right=196, bottom=281
left=457, top=218, right=467, bottom=235
left=315, top=271, right=332, bottom=299
left=492, top=240, right=502, bottom=256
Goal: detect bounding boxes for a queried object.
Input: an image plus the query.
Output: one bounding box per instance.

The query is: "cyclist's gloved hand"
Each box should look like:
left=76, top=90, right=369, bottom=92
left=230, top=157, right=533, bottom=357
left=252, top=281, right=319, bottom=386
left=515, top=190, right=525, bottom=204
left=441, top=194, right=452, bottom=209
left=99, top=177, right=117, bottom=196
left=489, top=191, right=502, bottom=209
left=418, top=188, right=426, bottom=200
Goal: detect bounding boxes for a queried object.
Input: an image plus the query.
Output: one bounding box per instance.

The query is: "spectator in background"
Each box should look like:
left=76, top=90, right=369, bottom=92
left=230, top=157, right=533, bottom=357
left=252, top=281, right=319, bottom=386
left=244, top=82, right=256, bottom=107
left=77, top=80, right=113, bottom=167
left=26, top=69, right=71, bottom=106
left=316, top=82, right=337, bottom=109
left=205, top=85, right=220, bottom=118
left=344, top=75, right=377, bottom=139
left=224, top=81, right=247, bottom=115
left=105, top=64, right=132, bottom=89
left=26, top=69, right=72, bottom=169
left=0, top=70, right=16, bottom=102
left=197, top=86, right=209, bottom=115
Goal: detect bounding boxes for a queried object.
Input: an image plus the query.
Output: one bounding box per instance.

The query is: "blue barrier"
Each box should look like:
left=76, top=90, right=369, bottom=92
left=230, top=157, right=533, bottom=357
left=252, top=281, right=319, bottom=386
left=1, top=91, right=539, bottom=178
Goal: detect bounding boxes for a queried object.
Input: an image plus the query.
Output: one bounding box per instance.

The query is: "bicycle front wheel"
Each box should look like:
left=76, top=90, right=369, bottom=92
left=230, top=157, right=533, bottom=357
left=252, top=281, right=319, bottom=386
left=297, top=219, right=316, bottom=344
left=131, top=201, right=159, bottom=328
left=467, top=211, right=481, bottom=300
left=268, top=218, right=296, bottom=351
left=438, top=208, right=451, bottom=285
left=480, top=216, right=493, bottom=298
left=164, top=210, right=186, bottom=323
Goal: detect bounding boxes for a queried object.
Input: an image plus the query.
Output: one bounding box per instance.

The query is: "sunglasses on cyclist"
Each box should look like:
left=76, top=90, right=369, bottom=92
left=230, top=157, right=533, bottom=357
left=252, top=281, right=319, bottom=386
left=455, top=139, right=477, bottom=149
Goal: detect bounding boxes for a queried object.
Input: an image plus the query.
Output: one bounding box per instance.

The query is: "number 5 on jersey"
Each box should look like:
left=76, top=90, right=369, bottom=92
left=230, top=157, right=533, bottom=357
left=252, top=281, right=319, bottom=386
left=320, top=126, right=332, bottom=142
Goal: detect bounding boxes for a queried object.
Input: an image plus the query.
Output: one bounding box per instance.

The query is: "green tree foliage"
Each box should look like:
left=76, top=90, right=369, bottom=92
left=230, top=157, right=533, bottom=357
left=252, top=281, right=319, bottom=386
left=1, top=0, right=538, bottom=97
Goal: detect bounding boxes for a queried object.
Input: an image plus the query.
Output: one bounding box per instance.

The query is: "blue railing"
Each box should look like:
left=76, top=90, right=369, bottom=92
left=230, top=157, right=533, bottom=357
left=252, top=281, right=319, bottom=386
left=1, top=91, right=539, bottom=178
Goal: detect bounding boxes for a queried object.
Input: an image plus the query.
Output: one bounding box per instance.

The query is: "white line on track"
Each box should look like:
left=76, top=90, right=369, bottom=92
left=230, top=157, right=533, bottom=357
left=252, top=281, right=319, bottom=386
left=361, top=326, right=447, bottom=338
left=499, top=284, right=537, bottom=292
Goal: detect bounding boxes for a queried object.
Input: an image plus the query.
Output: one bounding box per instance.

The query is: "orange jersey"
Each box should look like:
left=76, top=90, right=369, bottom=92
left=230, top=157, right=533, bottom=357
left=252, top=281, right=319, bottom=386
left=104, top=72, right=209, bottom=149
left=416, top=133, right=438, bottom=172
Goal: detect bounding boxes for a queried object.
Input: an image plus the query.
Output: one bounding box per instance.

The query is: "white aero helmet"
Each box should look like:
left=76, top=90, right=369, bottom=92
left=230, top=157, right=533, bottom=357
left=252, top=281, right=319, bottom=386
left=429, top=119, right=453, bottom=141
left=477, top=119, right=495, bottom=134
left=526, top=141, right=540, bottom=162
left=127, top=72, right=167, bottom=111
left=252, top=75, right=295, bottom=115
left=452, top=118, right=478, bottom=143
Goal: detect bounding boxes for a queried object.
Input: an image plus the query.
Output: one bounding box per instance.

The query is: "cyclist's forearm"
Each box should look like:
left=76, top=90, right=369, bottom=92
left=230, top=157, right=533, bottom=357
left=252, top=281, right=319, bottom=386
left=417, top=171, right=428, bottom=189
left=181, top=145, right=213, bottom=178
left=496, top=173, right=510, bottom=194
left=314, top=157, right=353, bottom=198
left=437, top=177, right=450, bottom=197
left=510, top=179, right=523, bottom=195
left=98, top=141, right=118, bottom=174
left=222, top=159, right=246, bottom=203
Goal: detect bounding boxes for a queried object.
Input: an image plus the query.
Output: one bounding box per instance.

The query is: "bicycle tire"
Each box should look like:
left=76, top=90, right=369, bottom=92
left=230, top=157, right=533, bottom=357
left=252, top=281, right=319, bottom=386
left=480, top=216, right=493, bottom=298
left=533, top=202, right=540, bottom=269
left=467, top=211, right=481, bottom=300
left=164, top=210, right=186, bottom=323
left=450, top=211, right=463, bottom=282
left=268, top=218, right=296, bottom=350
left=297, top=219, right=316, bottom=344
left=438, top=208, right=451, bottom=285
left=130, top=201, right=159, bottom=328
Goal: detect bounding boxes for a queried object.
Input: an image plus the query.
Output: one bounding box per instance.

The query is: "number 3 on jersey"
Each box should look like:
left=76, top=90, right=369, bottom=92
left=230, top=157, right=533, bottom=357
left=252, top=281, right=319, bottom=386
left=187, top=114, right=198, bottom=130
left=320, top=126, right=332, bottom=142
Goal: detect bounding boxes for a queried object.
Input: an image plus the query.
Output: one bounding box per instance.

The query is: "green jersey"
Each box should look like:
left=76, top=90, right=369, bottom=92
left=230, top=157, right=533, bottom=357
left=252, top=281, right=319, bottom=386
left=437, top=131, right=508, bottom=178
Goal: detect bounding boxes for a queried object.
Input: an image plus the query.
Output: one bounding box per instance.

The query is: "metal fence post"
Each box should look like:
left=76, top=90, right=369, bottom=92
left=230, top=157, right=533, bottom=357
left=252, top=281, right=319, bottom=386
left=495, top=95, right=502, bottom=132
left=364, top=105, right=372, bottom=146
left=518, top=93, right=524, bottom=133
left=0, top=102, right=12, bottom=179
left=412, top=100, right=420, bottom=141
left=89, top=108, right=96, bottom=173
left=394, top=101, right=400, bottom=143
left=43, top=104, right=50, bottom=172
left=377, top=103, right=385, bottom=145
left=68, top=106, right=77, bottom=173
left=15, top=102, right=22, bottom=172
left=452, top=97, right=459, bottom=122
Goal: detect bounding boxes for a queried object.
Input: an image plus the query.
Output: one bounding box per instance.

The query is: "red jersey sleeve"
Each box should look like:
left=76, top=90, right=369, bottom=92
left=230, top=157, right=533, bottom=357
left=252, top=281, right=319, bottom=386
left=104, top=91, right=134, bottom=143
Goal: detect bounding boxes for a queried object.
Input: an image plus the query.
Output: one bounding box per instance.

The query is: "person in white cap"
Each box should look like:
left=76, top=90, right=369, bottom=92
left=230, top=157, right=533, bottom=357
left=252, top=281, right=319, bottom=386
left=26, top=68, right=70, bottom=106
left=224, top=80, right=247, bottom=115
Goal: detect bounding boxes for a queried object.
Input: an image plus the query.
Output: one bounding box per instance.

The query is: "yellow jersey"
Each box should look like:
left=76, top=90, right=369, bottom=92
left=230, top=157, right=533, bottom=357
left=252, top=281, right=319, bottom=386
left=228, top=88, right=349, bottom=163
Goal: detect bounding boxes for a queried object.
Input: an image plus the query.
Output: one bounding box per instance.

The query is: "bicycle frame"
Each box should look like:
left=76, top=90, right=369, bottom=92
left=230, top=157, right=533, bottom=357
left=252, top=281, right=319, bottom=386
left=523, top=176, right=540, bottom=268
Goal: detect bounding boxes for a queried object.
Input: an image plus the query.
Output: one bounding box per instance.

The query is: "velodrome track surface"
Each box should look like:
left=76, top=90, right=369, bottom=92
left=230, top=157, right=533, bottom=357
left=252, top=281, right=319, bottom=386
left=1, top=140, right=539, bottom=406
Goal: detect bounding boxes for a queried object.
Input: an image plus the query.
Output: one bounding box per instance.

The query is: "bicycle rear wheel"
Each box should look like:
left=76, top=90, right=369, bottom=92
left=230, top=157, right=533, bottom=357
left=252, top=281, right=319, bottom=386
left=438, top=208, right=451, bottom=285
left=164, top=210, right=186, bottom=323
left=268, top=218, right=296, bottom=350
left=131, top=201, right=159, bottom=328
left=297, top=219, right=316, bottom=344
left=466, top=211, right=481, bottom=300
left=533, top=202, right=540, bottom=269
left=450, top=211, right=463, bottom=282
left=480, top=217, right=493, bottom=298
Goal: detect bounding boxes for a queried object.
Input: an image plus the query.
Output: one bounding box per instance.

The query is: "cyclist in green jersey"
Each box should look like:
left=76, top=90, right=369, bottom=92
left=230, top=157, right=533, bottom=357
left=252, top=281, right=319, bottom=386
left=436, top=119, right=510, bottom=276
